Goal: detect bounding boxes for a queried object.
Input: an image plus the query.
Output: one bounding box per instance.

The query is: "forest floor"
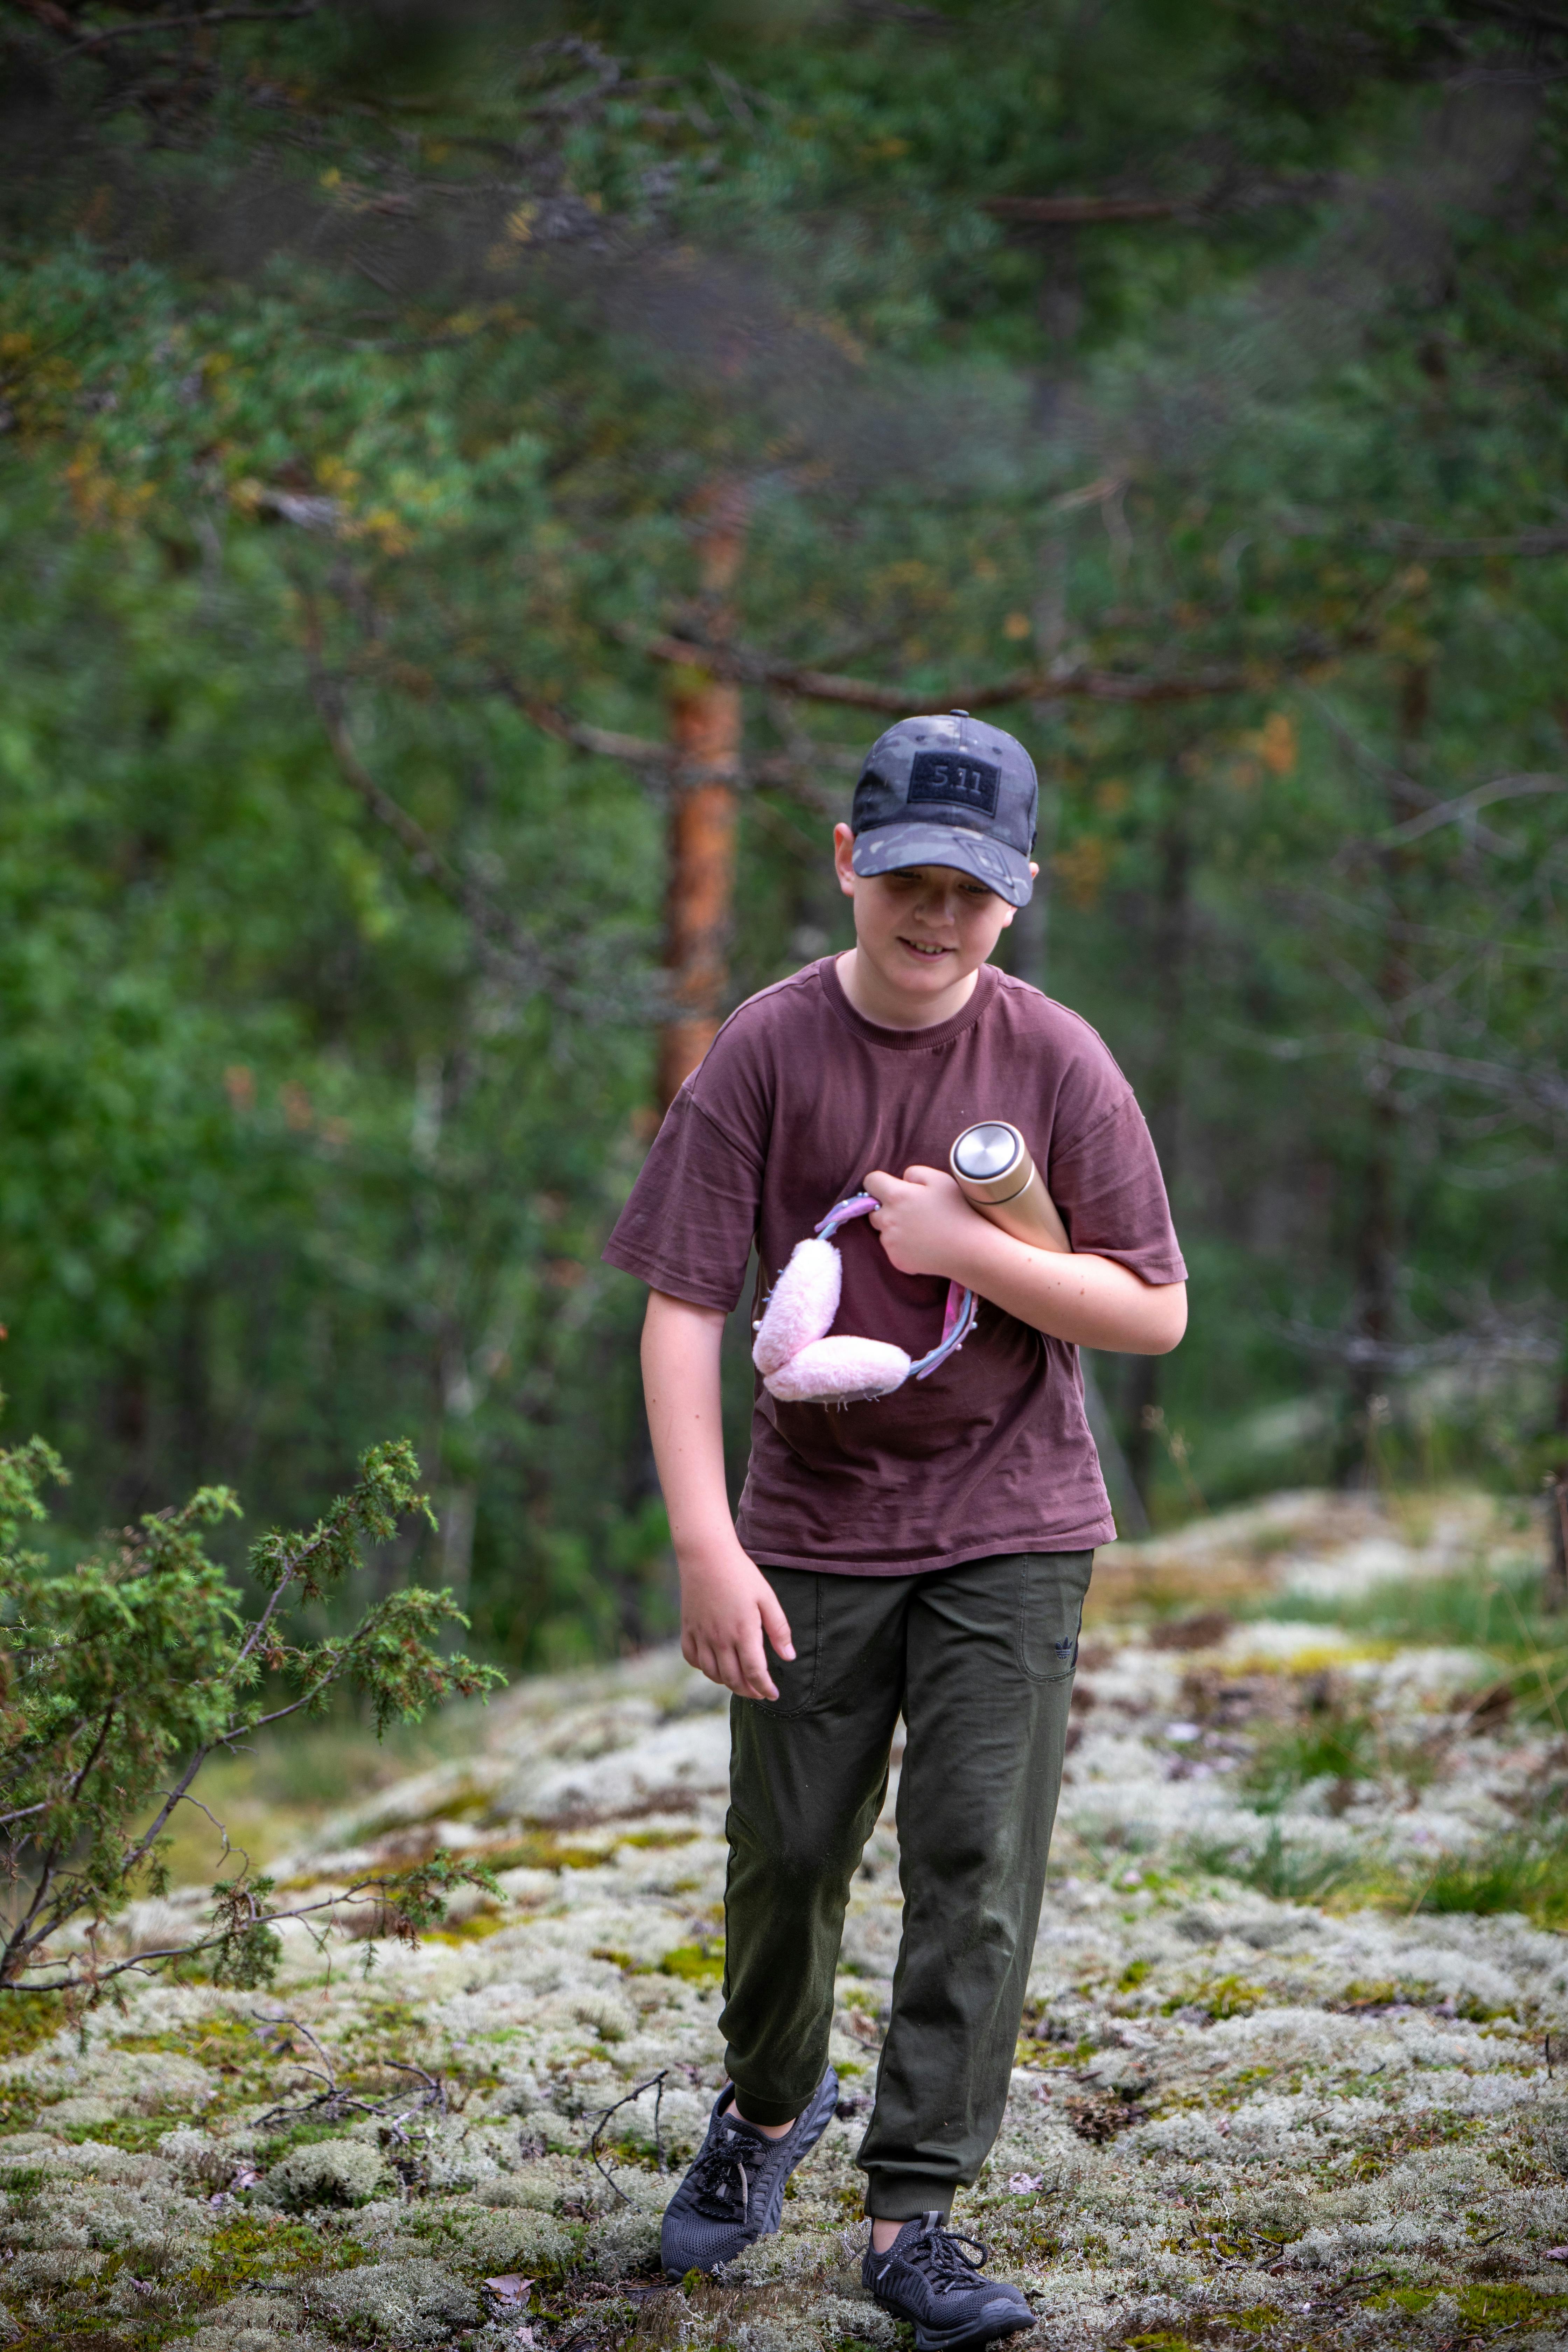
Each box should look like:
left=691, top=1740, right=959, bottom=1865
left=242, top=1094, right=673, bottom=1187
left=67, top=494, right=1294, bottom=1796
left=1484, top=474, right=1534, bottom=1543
left=6, top=1489, right=1568, bottom=2352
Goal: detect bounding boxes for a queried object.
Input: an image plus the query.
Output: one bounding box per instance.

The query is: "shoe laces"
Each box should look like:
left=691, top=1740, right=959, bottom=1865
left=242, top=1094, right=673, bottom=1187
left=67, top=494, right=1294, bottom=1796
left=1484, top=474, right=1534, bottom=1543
left=882, top=2213, right=991, bottom=2288
left=686, top=2122, right=758, bottom=2222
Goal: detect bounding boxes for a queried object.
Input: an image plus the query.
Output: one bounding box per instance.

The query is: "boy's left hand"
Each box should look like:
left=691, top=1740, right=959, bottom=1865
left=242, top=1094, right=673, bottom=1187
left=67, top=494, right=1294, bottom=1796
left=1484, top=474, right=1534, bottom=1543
left=864, top=1164, right=979, bottom=1280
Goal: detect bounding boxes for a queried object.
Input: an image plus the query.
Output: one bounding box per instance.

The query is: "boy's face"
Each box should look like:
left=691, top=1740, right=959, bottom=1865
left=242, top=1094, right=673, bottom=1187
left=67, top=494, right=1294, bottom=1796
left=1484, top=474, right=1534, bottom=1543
left=832, top=822, right=1021, bottom=1009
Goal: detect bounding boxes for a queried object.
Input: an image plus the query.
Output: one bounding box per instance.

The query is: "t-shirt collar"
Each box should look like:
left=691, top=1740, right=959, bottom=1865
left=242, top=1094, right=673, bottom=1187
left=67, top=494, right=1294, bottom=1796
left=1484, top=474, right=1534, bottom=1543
left=817, top=955, right=1000, bottom=1051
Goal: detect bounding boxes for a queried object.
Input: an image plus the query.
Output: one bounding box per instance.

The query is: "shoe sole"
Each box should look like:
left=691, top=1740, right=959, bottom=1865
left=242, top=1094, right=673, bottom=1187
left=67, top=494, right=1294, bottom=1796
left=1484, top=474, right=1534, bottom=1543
left=904, top=2307, right=1036, bottom=2352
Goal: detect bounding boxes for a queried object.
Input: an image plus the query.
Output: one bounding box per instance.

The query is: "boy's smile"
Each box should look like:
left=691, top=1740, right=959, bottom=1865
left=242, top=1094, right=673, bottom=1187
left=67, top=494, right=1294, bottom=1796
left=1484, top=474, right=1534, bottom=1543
left=831, top=821, right=1034, bottom=1030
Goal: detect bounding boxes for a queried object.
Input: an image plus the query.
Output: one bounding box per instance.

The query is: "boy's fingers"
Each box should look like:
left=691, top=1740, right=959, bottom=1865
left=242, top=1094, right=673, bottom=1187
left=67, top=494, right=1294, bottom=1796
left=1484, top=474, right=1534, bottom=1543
left=692, top=1631, right=742, bottom=1698
left=692, top=1636, right=721, bottom=1687
left=862, top=1169, right=908, bottom=1204
left=900, top=1163, right=942, bottom=1186
left=684, top=1593, right=788, bottom=1699
left=735, top=1626, right=780, bottom=1702
left=759, top=1589, right=796, bottom=1661
left=691, top=1625, right=765, bottom=1703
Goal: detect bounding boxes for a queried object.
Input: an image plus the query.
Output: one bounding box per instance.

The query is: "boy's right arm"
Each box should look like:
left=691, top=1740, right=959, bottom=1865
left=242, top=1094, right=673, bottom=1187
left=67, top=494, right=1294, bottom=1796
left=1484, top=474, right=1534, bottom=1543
left=641, top=1290, right=795, bottom=1704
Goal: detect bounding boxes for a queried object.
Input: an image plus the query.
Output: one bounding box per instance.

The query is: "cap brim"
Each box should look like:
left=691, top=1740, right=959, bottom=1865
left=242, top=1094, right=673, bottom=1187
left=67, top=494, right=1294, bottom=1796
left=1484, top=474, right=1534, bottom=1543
left=851, top=822, right=1032, bottom=908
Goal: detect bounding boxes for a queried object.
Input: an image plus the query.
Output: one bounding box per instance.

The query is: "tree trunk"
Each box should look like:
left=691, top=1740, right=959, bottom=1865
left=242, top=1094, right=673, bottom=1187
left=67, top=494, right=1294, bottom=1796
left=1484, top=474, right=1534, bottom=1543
left=1124, top=760, right=1192, bottom=1512
left=1544, top=1344, right=1568, bottom=1613
left=175, top=1281, right=211, bottom=1496
left=1009, top=520, right=1071, bottom=994
left=656, top=481, right=748, bottom=1111
left=1083, top=1357, right=1150, bottom=1539
left=108, top=1356, right=152, bottom=1524
left=436, top=1484, right=477, bottom=1612
left=1336, top=661, right=1428, bottom=1484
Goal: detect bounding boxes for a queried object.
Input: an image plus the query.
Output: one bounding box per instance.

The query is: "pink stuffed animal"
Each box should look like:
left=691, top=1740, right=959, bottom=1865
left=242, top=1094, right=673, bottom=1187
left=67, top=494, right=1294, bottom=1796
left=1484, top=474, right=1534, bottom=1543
left=752, top=1194, right=975, bottom=1406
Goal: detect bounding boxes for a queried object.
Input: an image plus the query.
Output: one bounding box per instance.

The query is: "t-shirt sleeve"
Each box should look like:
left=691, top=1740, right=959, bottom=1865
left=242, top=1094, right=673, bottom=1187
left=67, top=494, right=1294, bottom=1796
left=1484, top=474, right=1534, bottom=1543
left=1048, top=1088, right=1188, bottom=1285
left=601, top=1085, right=764, bottom=1312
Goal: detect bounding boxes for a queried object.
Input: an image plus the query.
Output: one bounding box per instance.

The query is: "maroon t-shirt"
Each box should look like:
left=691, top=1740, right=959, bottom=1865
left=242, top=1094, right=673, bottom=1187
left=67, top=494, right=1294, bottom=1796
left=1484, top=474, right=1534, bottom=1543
left=603, top=958, right=1185, bottom=1573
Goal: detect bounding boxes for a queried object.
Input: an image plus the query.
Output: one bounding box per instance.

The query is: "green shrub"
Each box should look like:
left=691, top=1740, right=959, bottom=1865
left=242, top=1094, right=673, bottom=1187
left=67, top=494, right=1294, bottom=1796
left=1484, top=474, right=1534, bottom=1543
left=1251, top=1567, right=1568, bottom=1726
left=1242, top=1707, right=1378, bottom=1810
left=0, top=1424, right=503, bottom=2006
left=1410, top=1824, right=1568, bottom=1929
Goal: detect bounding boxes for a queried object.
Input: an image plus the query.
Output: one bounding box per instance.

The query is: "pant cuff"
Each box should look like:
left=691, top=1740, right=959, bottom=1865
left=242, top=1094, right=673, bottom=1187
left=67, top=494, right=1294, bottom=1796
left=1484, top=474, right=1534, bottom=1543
left=732, top=2084, right=809, bottom=2129
left=862, top=2179, right=954, bottom=2222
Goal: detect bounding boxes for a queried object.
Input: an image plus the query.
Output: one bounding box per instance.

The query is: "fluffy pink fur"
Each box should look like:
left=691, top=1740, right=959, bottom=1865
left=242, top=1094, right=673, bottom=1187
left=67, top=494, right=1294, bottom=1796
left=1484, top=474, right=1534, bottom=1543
left=764, top=1335, right=912, bottom=1404
left=752, top=1237, right=842, bottom=1376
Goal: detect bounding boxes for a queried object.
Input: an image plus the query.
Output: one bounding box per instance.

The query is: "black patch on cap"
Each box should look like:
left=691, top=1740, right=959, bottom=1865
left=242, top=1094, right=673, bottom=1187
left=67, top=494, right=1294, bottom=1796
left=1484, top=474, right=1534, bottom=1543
left=907, top=750, right=1000, bottom=817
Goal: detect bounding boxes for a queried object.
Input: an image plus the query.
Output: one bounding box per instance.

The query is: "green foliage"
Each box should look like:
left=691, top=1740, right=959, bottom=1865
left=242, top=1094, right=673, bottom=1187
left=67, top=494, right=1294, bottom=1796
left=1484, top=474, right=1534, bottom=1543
left=0, top=1421, right=502, bottom=1998
left=1242, top=1706, right=1379, bottom=1811
left=0, top=0, right=1564, bottom=1643
left=1186, top=1822, right=1362, bottom=1906
left=1410, top=1814, right=1568, bottom=1929
left=1252, top=1562, right=1542, bottom=1646
left=1253, top=1565, right=1568, bottom=1725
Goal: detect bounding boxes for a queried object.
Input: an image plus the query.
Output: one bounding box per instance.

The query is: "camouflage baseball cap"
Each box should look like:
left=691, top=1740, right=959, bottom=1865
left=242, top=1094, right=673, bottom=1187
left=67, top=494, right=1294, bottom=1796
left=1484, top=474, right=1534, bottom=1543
left=849, top=710, right=1038, bottom=907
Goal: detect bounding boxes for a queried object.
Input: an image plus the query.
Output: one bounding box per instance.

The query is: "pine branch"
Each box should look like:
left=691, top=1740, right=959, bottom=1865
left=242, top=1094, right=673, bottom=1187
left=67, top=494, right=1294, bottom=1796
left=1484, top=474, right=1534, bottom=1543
left=1367, top=523, right=1568, bottom=559
left=485, top=669, right=860, bottom=804
left=631, top=630, right=1249, bottom=712
left=486, top=676, right=669, bottom=769
left=9, top=1856, right=496, bottom=1995
left=1379, top=772, right=1567, bottom=847
left=983, top=175, right=1338, bottom=228
left=307, top=670, right=553, bottom=993
left=6, top=0, right=76, bottom=35
left=985, top=194, right=1192, bottom=225
left=51, top=2, right=327, bottom=57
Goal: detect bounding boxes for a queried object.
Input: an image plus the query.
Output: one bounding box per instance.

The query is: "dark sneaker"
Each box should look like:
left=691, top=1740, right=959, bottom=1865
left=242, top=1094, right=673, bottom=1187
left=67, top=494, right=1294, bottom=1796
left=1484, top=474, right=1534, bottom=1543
left=863, top=2213, right=1035, bottom=2352
left=660, top=2068, right=839, bottom=2277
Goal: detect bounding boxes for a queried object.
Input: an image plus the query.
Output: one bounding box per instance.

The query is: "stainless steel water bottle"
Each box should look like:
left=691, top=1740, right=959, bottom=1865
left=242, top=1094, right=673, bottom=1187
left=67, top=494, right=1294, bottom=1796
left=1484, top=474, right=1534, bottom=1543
left=949, top=1121, right=1072, bottom=1253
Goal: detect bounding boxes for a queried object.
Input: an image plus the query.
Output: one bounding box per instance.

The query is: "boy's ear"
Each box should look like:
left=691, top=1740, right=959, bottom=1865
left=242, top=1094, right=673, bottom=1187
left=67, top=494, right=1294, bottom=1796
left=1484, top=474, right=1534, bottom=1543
left=833, top=822, right=858, bottom=896
left=996, top=862, right=1037, bottom=931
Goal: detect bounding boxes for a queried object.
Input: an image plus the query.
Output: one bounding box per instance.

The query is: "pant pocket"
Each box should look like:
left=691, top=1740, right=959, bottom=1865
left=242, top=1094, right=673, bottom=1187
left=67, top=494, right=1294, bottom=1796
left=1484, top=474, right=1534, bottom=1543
left=753, top=1567, right=822, bottom=1717
left=1015, top=1549, right=1094, bottom=1683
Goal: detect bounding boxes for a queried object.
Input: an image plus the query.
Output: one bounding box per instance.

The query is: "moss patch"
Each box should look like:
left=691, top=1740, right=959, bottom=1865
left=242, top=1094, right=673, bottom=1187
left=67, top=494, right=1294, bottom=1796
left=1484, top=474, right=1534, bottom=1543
left=186, top=2211, right=365, bottom=2295
left=485, top=1830, right=617, bottom=1871
left=58, top=2117, right=176, bottom=2153
left=0, top=1992, right=66, bottom=2058
left=424, top=1909, right=507, bottom=1944
left=658, top=1943, right=724, bottom=1986
left=1456, top=2281, right=1568, bottom=2330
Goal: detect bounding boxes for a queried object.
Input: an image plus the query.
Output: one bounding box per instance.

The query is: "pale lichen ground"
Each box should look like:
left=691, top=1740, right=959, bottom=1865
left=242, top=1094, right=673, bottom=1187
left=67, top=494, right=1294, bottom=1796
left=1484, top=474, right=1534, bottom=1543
left=7, top=1492, right=1568, bottom=2352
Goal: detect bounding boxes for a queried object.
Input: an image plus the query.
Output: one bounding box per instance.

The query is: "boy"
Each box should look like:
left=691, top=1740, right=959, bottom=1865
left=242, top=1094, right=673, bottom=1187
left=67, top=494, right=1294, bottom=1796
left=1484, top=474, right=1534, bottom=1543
left=603, top=712, right=1186, bottom=2346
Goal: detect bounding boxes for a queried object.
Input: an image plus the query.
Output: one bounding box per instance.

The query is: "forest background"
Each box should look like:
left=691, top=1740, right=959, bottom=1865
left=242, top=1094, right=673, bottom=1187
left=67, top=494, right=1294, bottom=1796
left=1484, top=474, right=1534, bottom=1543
left=1, top=0, right=1565, bottom=1675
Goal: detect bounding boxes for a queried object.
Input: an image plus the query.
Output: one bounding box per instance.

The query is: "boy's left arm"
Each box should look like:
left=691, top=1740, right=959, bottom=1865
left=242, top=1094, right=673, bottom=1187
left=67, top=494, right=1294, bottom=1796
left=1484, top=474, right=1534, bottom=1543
left=864, top=1164, right=1186, bottom=1354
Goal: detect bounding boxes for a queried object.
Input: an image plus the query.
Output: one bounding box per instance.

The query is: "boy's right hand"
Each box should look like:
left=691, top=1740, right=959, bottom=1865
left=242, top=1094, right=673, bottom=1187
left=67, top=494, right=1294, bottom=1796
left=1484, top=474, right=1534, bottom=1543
left=679, top=1542, right=795, bottom=1702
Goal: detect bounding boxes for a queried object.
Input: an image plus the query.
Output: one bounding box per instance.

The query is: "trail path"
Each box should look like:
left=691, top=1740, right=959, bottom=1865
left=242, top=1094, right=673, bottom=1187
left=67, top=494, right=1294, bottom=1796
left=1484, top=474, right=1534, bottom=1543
left=4, top=1493, right=1566, bottom=2351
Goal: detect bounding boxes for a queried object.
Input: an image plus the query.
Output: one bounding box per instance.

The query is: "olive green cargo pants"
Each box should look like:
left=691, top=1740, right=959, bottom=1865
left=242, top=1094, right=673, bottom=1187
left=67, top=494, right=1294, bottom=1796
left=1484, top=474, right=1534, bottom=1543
left=718, top=1548, right=1093, bottom=2220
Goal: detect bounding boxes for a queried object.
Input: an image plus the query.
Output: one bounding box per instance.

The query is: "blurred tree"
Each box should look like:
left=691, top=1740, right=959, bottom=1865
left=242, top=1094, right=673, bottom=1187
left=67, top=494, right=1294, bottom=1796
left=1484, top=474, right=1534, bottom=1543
left=0, top=0, right=1563, bottom=1642
left=659, top=476, right=747, bottom=1109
